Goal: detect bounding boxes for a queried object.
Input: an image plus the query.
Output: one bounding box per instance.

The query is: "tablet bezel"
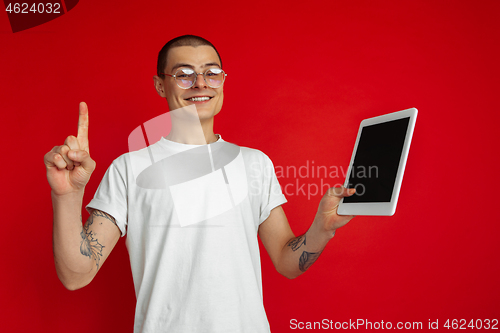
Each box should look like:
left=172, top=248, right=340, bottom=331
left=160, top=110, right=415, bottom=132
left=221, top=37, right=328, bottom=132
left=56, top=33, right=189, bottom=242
left=337, top=108, right=417, bottom=216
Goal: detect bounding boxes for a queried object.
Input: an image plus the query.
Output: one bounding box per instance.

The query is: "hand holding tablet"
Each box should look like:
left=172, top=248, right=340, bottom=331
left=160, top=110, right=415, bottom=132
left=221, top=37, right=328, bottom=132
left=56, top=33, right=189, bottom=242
left=337, top=108, right=417, bottom=216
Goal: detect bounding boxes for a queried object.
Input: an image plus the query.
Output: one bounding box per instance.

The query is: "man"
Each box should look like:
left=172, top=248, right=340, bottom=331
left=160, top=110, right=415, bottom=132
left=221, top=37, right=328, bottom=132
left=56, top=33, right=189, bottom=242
left=44, top=35, right=355, bottom=332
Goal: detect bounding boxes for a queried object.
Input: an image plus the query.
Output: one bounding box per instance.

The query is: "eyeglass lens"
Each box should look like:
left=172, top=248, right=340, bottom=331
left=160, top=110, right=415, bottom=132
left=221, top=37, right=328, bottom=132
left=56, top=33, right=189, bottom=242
left=175, top=68, right=225, bottom=88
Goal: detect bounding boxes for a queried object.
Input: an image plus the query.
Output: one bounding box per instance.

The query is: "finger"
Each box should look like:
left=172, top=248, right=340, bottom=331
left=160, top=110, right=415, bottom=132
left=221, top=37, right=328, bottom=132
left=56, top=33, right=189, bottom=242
left=46, top=146, right=69, bottom=170
left=77, top=102, right=89, bottom=152
left=64, top=135, right=80, bottom=150
left=64, top=136, right=81, bottom=167
left=68, top=150, right=96, bottom=173
left=56, top=144, right=74, bottom=170
left=44, top=151, right=56, bottom=168
left=44, top=151, right=68, bottom=170
left=327, top=186, right=356, bottom=198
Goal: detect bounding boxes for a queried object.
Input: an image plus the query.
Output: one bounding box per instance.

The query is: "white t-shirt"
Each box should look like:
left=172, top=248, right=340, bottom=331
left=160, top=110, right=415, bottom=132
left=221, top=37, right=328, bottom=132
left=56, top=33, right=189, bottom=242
left=86, top=135, right=287, bottom=333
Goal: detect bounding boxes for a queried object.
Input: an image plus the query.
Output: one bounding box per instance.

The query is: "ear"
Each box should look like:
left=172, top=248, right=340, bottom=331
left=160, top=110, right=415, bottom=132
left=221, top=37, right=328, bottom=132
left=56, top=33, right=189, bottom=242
left=153, top=75, right=167, bottom=98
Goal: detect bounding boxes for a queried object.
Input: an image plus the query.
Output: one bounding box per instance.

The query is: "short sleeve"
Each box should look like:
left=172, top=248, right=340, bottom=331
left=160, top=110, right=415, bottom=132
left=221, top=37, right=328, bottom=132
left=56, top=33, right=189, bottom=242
left=86, top=159, right=128, bottom=236
left=258, top=154, right=287, bottom=224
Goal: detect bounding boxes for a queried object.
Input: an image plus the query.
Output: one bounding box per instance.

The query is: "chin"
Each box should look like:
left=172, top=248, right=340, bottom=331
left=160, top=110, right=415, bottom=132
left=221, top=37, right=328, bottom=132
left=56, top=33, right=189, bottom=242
left=195, top=103, right=218, bottom=113
left=197, top=111, right=217, bottom=121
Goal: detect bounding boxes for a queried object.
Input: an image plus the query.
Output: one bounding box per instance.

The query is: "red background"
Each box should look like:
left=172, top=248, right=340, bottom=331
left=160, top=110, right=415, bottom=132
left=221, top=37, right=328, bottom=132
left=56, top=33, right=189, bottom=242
left=1, top=0, right=499, bottom=332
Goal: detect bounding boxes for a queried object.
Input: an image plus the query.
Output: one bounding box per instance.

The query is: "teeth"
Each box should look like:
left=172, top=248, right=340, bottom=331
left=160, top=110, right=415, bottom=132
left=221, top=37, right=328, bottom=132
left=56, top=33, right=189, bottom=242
left=188, top=96, right=211, bottom=102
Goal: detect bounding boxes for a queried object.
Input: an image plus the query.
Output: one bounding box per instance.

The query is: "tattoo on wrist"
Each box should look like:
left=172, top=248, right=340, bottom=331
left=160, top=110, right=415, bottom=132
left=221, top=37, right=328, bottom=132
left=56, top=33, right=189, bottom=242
left=298, top=250, right=322, bottom=272
left=287, top=235, right=306, bottom=252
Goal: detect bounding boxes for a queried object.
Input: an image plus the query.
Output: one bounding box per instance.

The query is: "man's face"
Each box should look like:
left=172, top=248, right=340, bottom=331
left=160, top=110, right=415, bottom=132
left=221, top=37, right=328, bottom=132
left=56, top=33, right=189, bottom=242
left=154, top=45, right=224, bottom=121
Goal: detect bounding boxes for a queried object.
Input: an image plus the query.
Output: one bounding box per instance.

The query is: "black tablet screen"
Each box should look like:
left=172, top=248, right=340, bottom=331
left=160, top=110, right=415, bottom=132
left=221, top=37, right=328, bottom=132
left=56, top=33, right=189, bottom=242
left=343, top=117, right=410, bottom=203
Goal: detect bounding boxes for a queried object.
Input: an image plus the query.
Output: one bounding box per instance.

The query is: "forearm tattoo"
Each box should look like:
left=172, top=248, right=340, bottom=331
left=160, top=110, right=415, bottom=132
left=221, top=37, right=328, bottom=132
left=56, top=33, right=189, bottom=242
left=79, top=210, right=117, bottom=269
left=298, top=250, right=322, bottom=272
left=287, top=235, right=306, bottom=252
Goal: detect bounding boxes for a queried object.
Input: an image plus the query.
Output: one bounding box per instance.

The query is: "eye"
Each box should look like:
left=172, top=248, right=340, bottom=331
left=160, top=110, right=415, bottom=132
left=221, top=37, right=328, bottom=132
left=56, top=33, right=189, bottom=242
left=208, top=68, right=222, bottom=75
left=177, top=68, right=195, bottom=78
left=206, top=69, right=223, bottom=77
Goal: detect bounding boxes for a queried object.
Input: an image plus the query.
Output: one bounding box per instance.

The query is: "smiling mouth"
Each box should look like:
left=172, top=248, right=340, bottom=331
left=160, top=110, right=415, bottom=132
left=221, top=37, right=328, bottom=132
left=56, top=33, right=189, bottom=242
left=185, top=96, right=213, bottom=102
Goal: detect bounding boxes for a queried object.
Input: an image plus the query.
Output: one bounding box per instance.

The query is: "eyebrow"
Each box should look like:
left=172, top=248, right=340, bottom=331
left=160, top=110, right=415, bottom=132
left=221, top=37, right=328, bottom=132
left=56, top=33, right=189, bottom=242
left=170, top=62, right=221, bottom=72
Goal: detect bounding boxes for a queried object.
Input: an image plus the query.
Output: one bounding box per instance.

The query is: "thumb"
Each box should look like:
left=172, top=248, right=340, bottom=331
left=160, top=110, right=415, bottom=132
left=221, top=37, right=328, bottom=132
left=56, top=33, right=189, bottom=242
left=68, top=150, right=96, bottom=172
left=326, top=186, right=356, bottom=198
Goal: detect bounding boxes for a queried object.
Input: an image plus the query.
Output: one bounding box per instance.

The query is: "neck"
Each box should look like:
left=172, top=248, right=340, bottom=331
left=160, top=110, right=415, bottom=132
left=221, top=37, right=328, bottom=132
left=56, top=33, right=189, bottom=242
left=165, top=106, right=218, bottom=145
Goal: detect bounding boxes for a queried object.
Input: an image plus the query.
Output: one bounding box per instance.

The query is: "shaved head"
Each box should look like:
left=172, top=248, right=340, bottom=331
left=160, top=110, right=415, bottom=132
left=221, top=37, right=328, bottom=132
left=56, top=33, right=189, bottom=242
left=157, top=35, right=222, bottom=78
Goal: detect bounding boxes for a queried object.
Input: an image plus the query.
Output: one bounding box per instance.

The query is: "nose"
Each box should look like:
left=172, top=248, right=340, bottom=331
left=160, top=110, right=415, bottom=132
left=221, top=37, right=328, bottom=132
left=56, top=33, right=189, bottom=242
left=192, top=72, right=207, bottom=89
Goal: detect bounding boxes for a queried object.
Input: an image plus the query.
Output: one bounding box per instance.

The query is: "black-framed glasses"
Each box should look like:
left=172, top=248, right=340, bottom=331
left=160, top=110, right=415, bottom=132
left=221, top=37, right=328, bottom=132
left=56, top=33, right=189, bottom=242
left=162, top=68, right=227, bottom=89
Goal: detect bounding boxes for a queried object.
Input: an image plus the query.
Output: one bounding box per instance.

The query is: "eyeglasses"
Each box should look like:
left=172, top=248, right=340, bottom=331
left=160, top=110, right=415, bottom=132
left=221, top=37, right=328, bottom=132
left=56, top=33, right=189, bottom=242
left=162, top=68, right=227, bottom=89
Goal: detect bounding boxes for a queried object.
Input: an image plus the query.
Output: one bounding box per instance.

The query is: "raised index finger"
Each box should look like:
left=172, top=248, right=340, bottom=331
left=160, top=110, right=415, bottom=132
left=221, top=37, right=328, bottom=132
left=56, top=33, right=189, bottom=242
left=77, top=101, right=89, bottom=152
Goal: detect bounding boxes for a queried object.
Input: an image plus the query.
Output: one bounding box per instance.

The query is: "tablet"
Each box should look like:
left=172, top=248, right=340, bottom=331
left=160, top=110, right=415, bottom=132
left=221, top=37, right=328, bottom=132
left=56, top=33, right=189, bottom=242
left=337, top=108, right=417, bottom=216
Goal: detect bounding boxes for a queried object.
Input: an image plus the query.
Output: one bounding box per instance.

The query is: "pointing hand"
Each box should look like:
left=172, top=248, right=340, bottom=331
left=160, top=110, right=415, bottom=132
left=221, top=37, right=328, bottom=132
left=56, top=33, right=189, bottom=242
left=44, top=102, right=96, bottom=196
